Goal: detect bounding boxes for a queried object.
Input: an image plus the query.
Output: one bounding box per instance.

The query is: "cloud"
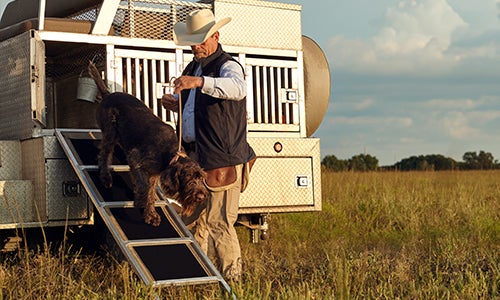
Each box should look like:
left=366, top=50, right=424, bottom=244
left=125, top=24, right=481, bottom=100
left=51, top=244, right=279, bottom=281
left=441, top=111, right=480, bottom=139
left=377, top=0, right=466, bottom=54
left=326, top=0, right=498, bottom=76
left=333, top=97, right=375, bottom=112
left=354, top=98, right=374, bottom=110
left=332, top=116, right=413, bottom=127
left=431, top=108, right=500, bottom=140
left=425, top=96, right=500, bottom=110
left=425, top=98, right=478, bottom=110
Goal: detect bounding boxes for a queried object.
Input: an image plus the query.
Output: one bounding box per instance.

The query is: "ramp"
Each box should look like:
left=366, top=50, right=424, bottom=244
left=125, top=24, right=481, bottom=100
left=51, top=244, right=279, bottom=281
left=55, top=129, right=234, bottom=295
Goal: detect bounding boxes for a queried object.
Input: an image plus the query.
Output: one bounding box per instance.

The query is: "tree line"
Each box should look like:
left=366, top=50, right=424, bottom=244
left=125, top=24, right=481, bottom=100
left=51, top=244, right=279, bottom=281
left=322, top=151, right=500, bottom=172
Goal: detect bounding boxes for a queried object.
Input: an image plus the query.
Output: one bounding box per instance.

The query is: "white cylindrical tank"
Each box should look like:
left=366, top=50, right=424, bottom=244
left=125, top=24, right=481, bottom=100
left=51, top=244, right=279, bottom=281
left=302, top=35, right=331, bottom=137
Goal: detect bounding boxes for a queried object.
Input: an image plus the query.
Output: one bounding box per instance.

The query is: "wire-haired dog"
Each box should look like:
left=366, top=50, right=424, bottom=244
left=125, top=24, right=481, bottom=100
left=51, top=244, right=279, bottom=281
left=87, top=61, right=208, bottom=226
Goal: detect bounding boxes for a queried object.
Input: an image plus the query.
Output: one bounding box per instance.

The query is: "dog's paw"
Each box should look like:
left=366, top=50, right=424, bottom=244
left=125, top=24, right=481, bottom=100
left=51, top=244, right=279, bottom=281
left=144, top=209, right=161, bottom=227
left=100, top=171, right=113, bottom=188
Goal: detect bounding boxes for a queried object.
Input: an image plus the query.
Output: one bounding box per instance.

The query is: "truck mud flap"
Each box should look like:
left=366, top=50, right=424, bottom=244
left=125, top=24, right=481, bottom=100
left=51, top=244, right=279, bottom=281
left=55, top=129, right=234, bottom=296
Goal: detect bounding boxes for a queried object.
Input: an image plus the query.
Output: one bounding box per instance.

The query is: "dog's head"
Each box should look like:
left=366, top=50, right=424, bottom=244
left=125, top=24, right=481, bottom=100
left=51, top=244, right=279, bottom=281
left=160, top=156, right=208, bottom=216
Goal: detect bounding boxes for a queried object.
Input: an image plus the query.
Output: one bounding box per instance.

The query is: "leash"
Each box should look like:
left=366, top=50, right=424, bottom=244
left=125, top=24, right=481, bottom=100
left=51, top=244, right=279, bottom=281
left=169, top=76, right=186, bottom=165
left=170, top=76, right=183, bottom=154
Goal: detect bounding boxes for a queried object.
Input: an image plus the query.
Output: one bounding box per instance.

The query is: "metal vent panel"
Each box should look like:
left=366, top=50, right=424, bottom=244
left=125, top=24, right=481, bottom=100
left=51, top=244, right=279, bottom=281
left=113, top=0, right=210, bottom=40
left=215, top=0, right=302, bottom=50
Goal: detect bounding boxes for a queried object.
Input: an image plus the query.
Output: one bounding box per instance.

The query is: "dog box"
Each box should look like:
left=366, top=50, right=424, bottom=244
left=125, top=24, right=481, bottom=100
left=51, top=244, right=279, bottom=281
left=240, top=137, right=321, bottom=214
left=0, top=0, right=329, bottom=241
left=0, top=135, right=92, bottom=228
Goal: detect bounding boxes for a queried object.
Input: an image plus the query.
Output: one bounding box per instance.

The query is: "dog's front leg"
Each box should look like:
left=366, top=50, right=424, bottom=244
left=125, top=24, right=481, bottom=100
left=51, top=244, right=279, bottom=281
left=98, top=129, right=116, bottom=188
left=132, top=168, right=161, bottom=226
left=146, top=174, right=162, bottom=226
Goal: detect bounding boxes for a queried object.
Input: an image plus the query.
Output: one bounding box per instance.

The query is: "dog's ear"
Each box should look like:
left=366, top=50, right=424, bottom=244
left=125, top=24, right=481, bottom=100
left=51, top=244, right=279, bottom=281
left=160, top=166, right=180, bottom=196
left=180, top=157, right=207, bottom=179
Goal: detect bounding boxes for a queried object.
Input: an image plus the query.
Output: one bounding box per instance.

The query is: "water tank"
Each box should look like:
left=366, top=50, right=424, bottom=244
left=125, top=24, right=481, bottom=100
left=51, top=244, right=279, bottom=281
left=302, top=35, right=331, bottom=137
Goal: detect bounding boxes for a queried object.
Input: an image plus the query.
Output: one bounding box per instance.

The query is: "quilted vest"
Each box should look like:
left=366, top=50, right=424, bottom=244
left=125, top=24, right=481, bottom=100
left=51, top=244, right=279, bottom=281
left=180, top=45, right=256, bottom=170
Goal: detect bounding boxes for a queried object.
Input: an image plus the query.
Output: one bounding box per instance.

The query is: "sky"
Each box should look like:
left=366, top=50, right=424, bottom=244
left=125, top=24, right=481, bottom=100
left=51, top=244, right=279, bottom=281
left=1, top=0, right=498, bottom=166
left=282, top=0, right=500, bottom=166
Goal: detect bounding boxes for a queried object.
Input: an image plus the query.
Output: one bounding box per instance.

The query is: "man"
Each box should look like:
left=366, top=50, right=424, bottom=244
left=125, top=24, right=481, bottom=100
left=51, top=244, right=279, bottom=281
left=161, top=9, right=256, bottom=280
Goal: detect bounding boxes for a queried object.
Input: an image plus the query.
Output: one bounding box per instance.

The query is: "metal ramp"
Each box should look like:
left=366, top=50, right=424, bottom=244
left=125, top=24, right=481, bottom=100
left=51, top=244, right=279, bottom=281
left=55, top=129, right=234, bottom=296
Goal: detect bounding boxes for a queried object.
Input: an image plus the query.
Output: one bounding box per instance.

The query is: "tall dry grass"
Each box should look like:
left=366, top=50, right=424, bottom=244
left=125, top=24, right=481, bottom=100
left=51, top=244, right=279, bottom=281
left=0, top=170, right=498, bottom=299
left=236, top=170, right=499, bottom=299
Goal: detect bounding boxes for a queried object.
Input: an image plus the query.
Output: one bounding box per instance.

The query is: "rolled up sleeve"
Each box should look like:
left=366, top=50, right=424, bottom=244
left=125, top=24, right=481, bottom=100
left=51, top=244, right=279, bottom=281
left=201, top=60, right=246, bottom=101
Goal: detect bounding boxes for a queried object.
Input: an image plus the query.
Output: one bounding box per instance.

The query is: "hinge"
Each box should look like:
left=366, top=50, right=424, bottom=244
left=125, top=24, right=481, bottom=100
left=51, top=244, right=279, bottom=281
left=31, top=65, right=39, bottom=83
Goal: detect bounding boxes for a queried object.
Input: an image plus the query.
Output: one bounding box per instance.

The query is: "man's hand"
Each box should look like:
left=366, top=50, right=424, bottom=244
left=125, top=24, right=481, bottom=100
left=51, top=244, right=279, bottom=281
left=172, top=76, right=204, bottom=94
left=161, top=76, right=204, bottom=111
left=161, top=94, right=179, bottom=111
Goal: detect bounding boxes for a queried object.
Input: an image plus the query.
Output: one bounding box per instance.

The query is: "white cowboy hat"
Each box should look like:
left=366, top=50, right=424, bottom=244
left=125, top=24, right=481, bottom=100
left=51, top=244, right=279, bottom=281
left=173, top=9, right=231, bottom=46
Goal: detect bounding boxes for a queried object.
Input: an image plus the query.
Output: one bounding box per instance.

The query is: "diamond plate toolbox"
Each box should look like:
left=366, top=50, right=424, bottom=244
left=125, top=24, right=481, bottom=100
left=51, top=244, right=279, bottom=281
left=239, top=137, right=321, bottom=214
left=21, top=135, right=91, bottom=224
left=45, top=159, right=90, bottom=221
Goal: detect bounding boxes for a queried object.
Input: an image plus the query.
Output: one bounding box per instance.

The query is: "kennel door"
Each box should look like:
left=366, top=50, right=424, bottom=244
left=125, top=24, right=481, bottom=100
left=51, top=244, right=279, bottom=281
left=111, top=48, right=178, bottom=126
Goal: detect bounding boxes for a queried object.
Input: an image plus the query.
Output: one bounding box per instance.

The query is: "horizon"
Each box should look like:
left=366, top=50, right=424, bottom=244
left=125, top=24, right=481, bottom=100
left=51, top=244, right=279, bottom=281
left=324, top=148, right=499, bottom=167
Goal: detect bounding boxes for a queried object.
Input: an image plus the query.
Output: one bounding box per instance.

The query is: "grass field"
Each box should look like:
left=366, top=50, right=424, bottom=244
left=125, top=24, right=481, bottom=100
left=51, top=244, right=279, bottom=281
left=1, top=170, right=499, bottom=299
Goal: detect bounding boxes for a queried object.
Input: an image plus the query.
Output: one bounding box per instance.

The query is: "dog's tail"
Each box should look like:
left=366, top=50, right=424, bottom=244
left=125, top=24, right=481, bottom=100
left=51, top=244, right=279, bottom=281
left=87, top=61, right=110, bottom=102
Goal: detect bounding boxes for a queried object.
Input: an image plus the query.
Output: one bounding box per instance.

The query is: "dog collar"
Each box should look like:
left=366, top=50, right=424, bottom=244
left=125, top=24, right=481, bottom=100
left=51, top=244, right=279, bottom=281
left=169, top=151, right=188, bottom=165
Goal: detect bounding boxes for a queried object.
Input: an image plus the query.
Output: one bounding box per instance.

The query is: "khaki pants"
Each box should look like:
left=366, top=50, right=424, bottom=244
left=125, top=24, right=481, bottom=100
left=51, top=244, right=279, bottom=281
left=185, top=164, right=243, bottom=280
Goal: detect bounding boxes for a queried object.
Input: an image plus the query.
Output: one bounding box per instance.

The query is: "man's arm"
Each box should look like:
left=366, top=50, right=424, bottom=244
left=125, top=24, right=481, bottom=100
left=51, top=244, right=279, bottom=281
left=201, top=60, right=246, bottom=100
left=162, top=60, right=246, bottom=110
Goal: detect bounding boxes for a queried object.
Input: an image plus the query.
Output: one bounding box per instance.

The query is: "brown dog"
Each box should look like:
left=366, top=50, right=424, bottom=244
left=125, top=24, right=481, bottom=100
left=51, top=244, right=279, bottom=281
left=87, top=62, right=208, bottom=226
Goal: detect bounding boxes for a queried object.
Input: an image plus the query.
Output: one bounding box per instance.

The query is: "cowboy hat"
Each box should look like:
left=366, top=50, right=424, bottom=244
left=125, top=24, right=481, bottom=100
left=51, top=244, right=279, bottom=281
left=173, top=9, right=231, bottom=46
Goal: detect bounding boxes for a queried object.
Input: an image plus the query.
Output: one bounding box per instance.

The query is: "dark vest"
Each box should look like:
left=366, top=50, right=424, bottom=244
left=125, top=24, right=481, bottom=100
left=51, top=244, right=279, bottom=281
left=181, top=45, right=256, bottom=170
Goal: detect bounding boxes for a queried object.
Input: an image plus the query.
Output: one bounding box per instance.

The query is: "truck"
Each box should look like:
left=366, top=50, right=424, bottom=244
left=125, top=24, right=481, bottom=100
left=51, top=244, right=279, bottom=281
left=0, top=0, right=330, bottom=288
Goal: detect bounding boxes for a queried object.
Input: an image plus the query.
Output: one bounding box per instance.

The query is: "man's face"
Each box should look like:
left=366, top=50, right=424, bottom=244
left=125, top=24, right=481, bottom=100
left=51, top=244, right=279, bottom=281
left=191, top=32, right=219, bottom=60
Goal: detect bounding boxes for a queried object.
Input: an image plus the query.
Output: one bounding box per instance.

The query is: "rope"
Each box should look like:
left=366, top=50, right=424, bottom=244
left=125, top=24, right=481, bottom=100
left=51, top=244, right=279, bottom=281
left=170, top=77, right=183, bottom=154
